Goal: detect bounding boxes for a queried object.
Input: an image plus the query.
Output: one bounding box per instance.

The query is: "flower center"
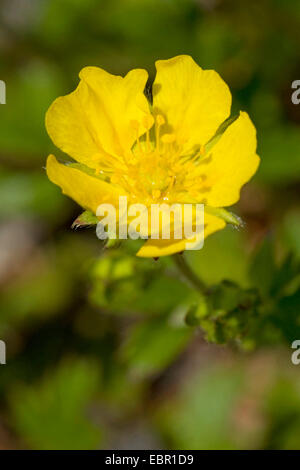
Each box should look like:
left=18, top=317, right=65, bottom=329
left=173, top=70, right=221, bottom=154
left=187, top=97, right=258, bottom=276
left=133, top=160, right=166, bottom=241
left=99, top=114, right=212, bottom=205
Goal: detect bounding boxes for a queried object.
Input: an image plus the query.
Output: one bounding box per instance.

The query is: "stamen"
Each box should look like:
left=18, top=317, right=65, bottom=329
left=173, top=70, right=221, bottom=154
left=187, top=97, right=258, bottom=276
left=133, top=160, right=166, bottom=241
left=191, top=145, right=205, bottom=163
left=156, top=114, right=165, bottom=126
left=198, top=186, right=211, bottom=193
left=121, top=114, right=210, bottom=204
left=200, top=145, right=206, bottom=156
left=196, top=153, right=213, bottom=166
left=155, top=114, right=165, bottom=152
left=152, top=189, right=161, bottom=199
left=143, top=115, right=154, bottom=129
left=143, top=115, right=153, bottom=152
left=130, top=119, right=142, bottom=153
left=161, top=133, right=176, bottom=155
left=167, top=175, right=176, bottom=191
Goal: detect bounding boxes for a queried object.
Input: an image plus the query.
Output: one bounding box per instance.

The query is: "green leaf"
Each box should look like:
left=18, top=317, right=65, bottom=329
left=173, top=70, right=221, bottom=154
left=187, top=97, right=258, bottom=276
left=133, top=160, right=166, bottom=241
left=270, top=254, right=300, bottom=297
left=9, top=359, right=102, bottom=450
left=121, top=315, right=192, bottom=378
left=249, top=237, right=276, bottom=297
left=188, top=281, right=260, bottom=345
left=271, top=289, right=300, bottom=342
left=155, top=365, right=243, bottom=450
left=282, top=210, right=300, bottom=258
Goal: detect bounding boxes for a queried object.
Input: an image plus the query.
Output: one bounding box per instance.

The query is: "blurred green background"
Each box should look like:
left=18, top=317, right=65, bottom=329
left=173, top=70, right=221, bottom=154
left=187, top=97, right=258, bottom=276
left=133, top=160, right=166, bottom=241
left=0, top=0, right=300, bottom=450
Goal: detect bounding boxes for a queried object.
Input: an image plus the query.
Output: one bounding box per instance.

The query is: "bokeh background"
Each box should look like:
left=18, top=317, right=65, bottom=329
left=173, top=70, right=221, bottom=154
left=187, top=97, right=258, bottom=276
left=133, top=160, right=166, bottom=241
left=0, top=0, right=300, bottom=450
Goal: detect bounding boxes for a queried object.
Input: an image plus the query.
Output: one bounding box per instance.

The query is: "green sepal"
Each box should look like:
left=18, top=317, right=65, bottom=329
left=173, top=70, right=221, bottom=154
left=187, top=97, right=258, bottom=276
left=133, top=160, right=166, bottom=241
left=204, top=114, right=239, bottom=153
left=205, top=206, right=243, bottom=227
left=71, top=210, right=99, bottom=229
left=68, top=163, right=109, bottom=182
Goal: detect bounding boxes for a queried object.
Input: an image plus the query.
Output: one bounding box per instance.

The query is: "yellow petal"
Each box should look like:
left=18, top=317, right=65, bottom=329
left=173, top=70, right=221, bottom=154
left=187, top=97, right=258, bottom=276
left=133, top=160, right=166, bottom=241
left=136, top=212, right=225, bottom=257
left=46, top=67, right=152, bottom=169
left=203, top=112, right=260, bottom=207
left=153, top=55, right=231, bottom=152
left=46, top=154, right=123, bottom=214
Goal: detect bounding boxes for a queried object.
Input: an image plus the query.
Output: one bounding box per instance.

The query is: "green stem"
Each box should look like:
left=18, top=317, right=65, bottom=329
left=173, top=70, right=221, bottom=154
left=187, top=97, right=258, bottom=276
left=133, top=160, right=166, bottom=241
left=173, top=253, right=207, bottom=294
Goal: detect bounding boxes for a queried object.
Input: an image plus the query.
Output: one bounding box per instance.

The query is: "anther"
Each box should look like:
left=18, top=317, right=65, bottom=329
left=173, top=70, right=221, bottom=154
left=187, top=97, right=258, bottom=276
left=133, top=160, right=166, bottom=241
left=198, top=186, right=211, bottom=193
left=152, top=189, right=161, bottom=199
left=131, top=119, right=142, bottom=152
left=143, top=115, right=154, bottom=129
left=142, top=115, right=153, bottom=152
left=161, top=133, right=176, bottom=144
left=197, top=154, right=213, bottom=165
left=156, top=114, right=165, bottom=126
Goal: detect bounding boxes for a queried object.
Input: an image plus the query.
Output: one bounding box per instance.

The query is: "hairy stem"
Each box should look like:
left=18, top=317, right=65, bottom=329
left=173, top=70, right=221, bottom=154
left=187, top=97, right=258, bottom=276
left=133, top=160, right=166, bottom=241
left=173, top=253, right=207, bottom=294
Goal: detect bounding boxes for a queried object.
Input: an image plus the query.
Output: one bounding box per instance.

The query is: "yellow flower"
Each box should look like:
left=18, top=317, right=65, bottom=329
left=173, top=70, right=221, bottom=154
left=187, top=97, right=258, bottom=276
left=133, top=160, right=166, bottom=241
left=45, top=55, right=260, bottom=257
